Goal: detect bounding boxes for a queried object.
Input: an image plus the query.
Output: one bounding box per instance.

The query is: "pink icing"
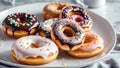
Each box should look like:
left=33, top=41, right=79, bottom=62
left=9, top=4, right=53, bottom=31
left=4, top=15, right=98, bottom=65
left=79, top=35, right=104, bottom=52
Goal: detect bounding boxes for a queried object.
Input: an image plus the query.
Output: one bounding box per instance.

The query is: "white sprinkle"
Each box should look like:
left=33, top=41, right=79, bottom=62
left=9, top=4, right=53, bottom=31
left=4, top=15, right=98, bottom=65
left=17, top=18, right=20, bottom=21
left=25, top=14, right=28, bottom=17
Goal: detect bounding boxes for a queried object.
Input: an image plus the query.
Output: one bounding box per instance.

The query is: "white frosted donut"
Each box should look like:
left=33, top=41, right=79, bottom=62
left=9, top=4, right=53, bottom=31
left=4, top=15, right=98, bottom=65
left=11, top=36, right=58, bottom=65
left=39, top=18, right=59, bottom=38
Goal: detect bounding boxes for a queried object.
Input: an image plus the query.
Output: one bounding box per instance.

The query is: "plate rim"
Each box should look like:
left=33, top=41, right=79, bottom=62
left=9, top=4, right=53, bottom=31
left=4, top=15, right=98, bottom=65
left=0, top=2, right=117, bottom=67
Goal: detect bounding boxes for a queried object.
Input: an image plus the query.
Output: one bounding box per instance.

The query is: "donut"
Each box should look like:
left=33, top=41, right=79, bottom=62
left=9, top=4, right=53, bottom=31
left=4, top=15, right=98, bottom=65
left=39, top=18, right=59, bottom=38
left=60, top=6, right=93, bottom=32
left=67, top=32, right=104, bottom=58
left=43, top=2, right=71, bottom=20
left=2, top=13, right=39, bottom=38
left=11, top=36, right=59, bottom=65
left=51, top=19, right=85, bottom=51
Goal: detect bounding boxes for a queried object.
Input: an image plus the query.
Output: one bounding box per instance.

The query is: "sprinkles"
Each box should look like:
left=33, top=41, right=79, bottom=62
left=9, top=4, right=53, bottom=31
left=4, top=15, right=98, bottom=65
left=7, top=13, right=37, bottom=27
left=53, top=19, right=85, bottom=47
left=61, top=6, right=93, bottom=28
left=2, top=13, right=39, bottom=37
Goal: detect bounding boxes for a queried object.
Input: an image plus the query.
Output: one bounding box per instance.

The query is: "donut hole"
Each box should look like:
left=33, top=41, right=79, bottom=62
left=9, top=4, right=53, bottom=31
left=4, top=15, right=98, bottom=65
left=75, top=16, right=84, bottom=22
left=69, top=12, right=80, bottom=16
left=75, top=18, right=81, bottom=22
left=63, top=27, right=74, bottom=37
left=30, top=44, right=39, bottom=48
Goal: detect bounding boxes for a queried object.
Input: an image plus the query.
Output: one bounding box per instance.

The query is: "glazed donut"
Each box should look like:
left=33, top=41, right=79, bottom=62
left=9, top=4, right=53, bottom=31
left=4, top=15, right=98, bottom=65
left=43, top=2, right=71, bottom=20
left=11, top=36, right=58, bottom=65
left=39, top=18, right=59, bottom=38
left=67, top=32, right=104, bottom=58
left=51, top=19, right=85, bottom=51
left=2, top=13, right=39, bottom=38
left=60, top=6, right=93, bottom=32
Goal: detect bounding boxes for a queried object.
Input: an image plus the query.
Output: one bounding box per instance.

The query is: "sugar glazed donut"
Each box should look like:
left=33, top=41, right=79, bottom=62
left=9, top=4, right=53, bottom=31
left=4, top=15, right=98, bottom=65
left=60, top=6, right=93, bottom=32
left=39, top=18, right=59, bottom=38
left=67, top=32, right=104, bottom=58
left=43, top=2, right=71, bottom=20
left=51, top=19, right=85, bottom=51
left=2, top=13, right=39, bottom=38
left=11, top=36, right=59, bottom=65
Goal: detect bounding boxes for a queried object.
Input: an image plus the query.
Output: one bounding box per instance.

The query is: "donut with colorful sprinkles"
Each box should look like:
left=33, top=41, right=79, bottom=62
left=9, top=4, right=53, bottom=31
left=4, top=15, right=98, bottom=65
left=51, top=19, right=85, bottom=51
left=60, top=6, right=93, bottom=32
left=2, top=13, right=39, bottom=38
left=39, top=18, right=59, bottom=38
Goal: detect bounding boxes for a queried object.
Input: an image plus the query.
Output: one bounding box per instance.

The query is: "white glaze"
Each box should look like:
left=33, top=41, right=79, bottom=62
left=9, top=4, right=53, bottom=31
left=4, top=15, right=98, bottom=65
left=40, top=18, right=59, bottom=32
left=12, top=36, right=58, bottom=59
left=29, top=21, right=39, bottom=30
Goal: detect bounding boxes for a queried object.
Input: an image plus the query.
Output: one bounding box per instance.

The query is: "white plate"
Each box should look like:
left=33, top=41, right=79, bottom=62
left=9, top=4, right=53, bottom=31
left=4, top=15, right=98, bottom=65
left=0, top=2, right=116, bottom=67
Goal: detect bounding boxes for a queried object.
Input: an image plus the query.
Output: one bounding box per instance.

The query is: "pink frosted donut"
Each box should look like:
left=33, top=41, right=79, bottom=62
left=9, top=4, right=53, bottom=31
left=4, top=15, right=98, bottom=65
left=11, top=36, right=59, bottom=65
left=67, top=32, right=104, bottom=58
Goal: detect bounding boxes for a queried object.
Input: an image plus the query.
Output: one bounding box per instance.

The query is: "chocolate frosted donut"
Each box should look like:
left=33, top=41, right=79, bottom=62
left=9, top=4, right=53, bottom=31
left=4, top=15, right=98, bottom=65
left=39, top=18, right=59, bottom=38
left=51, top=19, right=85, bottom=50
left=2, top=13, right=39, bottom=38
left=60, top=6, right=93, bottom=32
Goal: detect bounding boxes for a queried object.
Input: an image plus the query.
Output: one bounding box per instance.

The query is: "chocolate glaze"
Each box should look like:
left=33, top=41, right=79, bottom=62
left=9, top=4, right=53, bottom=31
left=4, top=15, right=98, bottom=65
left=2, top=13, right=39, bottom=36
left=61, top=6, right=92, bottom=27
left=53, top=19, right=85, bottom=48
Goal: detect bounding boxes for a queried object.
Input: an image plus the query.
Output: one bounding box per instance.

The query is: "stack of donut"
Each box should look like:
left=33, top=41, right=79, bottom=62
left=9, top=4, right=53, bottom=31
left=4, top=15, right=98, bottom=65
left=1, top=2, right=104, bottom=65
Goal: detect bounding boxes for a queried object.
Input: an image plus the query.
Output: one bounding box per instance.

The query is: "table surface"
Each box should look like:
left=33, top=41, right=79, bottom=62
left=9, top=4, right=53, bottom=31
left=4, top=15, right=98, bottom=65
left=0, top=0, right=120, bottom=68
